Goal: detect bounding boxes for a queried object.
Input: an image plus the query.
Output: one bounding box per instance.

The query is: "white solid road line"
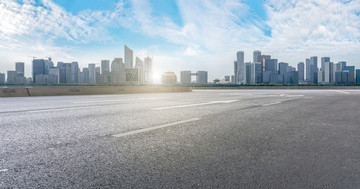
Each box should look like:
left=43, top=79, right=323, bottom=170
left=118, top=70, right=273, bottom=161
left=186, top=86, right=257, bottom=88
left=262, top=102, right=282, bottom=106
left=25, top=106, right=95, bottom=113
left=112, top=118, right=202, bottom=138
left=0, top=169, right=9, bottom=172
left=152, top=100, right=239, bottom=110
left=332, top=90, right=350, bottom=94
left=73, top=97, right=163, bottom=104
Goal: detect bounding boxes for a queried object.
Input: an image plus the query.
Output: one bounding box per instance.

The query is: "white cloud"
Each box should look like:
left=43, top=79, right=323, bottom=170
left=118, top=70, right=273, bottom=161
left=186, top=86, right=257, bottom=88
left=263, top=0, right=360, bottom=64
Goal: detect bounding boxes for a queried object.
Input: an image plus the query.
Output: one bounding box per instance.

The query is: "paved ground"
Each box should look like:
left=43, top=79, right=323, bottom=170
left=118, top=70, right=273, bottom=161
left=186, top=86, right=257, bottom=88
left=1, top=89, right=360, bottom=188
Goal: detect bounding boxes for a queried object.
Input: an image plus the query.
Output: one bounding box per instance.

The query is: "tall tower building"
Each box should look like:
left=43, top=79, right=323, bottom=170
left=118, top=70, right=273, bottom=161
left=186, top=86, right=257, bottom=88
left=324, top=62, right=333, bottom=84
left=15, top=62, right=25, bottom=77
left=124, top=45, right=133, bottom=68
left=310, top=56, right=318, bottom=84
left=32, top=59, right=46, bottom=83
left=297, top=62, right=304, bottom=82
left=180, top=71, right=192, bottom=84
left=101, top=60, right=110, bottom=74
left=305, top=58, right=310, bottom=82
left=253, top=50, right=261, bottom=63
left=321, top=57, right=330, bottom=72
left=71, top=62, right=79, bottom=83
left=236, top=51, right=245, bottom=84
left=144, top=57, right=153, bottom=84
left=88, top=64, right=96, bottom=83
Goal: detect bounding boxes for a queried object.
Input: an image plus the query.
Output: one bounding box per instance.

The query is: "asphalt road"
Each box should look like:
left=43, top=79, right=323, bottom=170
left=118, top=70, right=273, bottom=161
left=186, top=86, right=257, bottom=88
left=1, top=89, right=360, bottom=188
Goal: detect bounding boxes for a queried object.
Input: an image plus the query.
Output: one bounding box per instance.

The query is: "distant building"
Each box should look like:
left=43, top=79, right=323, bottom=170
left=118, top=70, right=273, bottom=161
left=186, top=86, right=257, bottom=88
left=196, top=71, right=208, bottom=84
left=0, top=73, right=5, bottom=83
left=15, top=62, right=25, bottom=77
left=161, top=72, right=177, bottom=85
left=88, top=64, right=96, bottom=83
left=7, top=71, right=17, bottom=83
left=321, top=57, right=330, bottom=72
left=125, top=68, right=140, bottom=84
left=101, top=60, right=110, bottom=74
left=356, top=69, right=360, bottom=84
left=124, top=45, right=133, bottom=68
left=180, top=71, right=191, bottom=84
left=253, top=50, right=261, bottom=63
left=144, top=57, right=153, bottom=84
left=111, top=58, right=125, bottom=84
left=224, top=76, right=230, bottom=82
left=309, top=56, right=318, bottom=84
left=278, top=62, right=289, bottom=84
left=305, top=58, right=310, bottom=82
left=297, top=62, right=304, bottom=83
left=251, top=62, right=262, bottom=84
left=49, top=67, right=59, bottom=84
left=324, top=62, right=333, bottom=84
left=35, top=74, right=49, bottom=84
left=71, top=62, right=79, bottom=83
left=245, top=63, right=251, bottom=84
left=235, top=51, right=244, bottom=84
left=32, top=59, right=46, bottom=83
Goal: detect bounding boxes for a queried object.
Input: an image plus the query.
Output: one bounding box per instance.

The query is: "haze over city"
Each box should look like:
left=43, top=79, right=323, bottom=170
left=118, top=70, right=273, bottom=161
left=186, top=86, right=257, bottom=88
left=1, top=0, right=360, bottom=82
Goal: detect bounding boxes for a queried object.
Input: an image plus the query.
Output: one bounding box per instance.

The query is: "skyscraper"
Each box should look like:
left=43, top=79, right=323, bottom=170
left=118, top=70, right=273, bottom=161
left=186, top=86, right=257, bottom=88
left=310, top=56, right=318, bottom=84
left=71, top=62, right=79, bottom=83
left=278, top=62, right=289, bottom=84
left=15, top=62, right=25, bottom=77
left=144, top=57, right=153, bottom=84
left=124, top=45, right=133, bottom=68
left=236, top=51, right=244, bottom=84
left=0, top=73, right=5, bottom=83
left=180, top=71, right=192, bottom=84
left=356, top=69, right=360, bottom=84
left=251, top=62, right=262, bottom=84
left=196, top=71, right=208, bottom=84
left=321, top=57, right=330, bottom=72
left=253, top=50, right=261, bottom=63
left=101, top=60, right=110, bottom=74
left=324, top=62, right=333, bottom=84
left=88, top=64, right=96, bottom=83
left=297, top=62, right=304, bottom=83
left=245, top=63, right=251, bottom=84
left=305, top=58, right=310, bottom=82
left=32, top=59, right=46, bottom=83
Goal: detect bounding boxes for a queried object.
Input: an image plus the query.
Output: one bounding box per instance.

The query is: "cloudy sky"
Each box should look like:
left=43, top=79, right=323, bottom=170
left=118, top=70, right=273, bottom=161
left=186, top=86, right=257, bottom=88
left=0, top=0, right=360, bottom=82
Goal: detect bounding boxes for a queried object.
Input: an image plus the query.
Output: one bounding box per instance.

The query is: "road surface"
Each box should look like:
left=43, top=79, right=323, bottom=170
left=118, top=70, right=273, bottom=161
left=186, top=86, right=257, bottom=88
left=1, top=89, right=360, bottom=188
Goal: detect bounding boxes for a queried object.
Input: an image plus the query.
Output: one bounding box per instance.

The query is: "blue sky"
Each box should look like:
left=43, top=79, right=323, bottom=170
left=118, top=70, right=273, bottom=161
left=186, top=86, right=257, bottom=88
left=1, top=0, right=360, bottom=82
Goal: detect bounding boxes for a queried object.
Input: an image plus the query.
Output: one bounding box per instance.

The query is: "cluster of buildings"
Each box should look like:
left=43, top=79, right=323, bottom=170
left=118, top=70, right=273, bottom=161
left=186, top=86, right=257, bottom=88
left=233, top=50, right=360, bottom=85
left=0, top=45, right=153, bottom=85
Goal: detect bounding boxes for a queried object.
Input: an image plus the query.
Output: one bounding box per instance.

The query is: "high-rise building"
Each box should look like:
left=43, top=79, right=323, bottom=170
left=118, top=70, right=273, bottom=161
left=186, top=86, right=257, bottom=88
left=32, top=59, right=46, bottom=83
left=235, top=51, right=244, bottom=84
left=49, top=67, right=59, bottom=84
left=0, top=73, right=5, bottom=83
left=310, top=56, right=318, bottom=84
left=343, top=66, right=355, bottom=84
left=324, top=62, right=333, bottom=84
left=144, top=57, right=153, bottom=84
left=124, top=45, right=133, bottom=68
left=306, top=58, right=310, bottom=82
left=88, top=64, right=96, bottom=83
left=15, top=62, right=25, bottom=77
left=135, top=57, right=144, bottom=83
left=356, top=69, right=360, bottom=84
left=278, top=62, right=289, bottom=84
left=7, top=71, right=17, bottom=83
left=321, top=57, right=330, bottom=72
left=253, top=50, right=261, bottom=63
left=111, top=58, right=125, bottom=84
left=251, top=62, right=262, bottom=84
left=180, top=71, right=192, bottom=84
left=297, top=62, right=304, bottom=83
left=245, top=63, right=251, bottom=84
left=71, top=62, right=79, bottom=83
left=196, top=71, right=208, bottom=84
left=101, top=60, right=110, bottom=74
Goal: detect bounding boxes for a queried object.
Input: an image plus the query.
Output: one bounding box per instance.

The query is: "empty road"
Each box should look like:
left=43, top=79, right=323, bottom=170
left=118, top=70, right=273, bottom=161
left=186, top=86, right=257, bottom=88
left=1, top=89, right=360, bottom=188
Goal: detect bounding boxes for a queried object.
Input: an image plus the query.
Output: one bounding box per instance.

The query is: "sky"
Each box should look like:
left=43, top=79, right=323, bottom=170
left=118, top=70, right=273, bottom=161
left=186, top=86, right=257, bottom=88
left=0, top=0, right=360, bottom=82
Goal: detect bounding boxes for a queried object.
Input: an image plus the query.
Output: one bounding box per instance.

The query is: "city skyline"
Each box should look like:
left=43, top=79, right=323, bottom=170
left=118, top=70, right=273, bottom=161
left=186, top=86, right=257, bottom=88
left=1, top=0, right=360, bottom=81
